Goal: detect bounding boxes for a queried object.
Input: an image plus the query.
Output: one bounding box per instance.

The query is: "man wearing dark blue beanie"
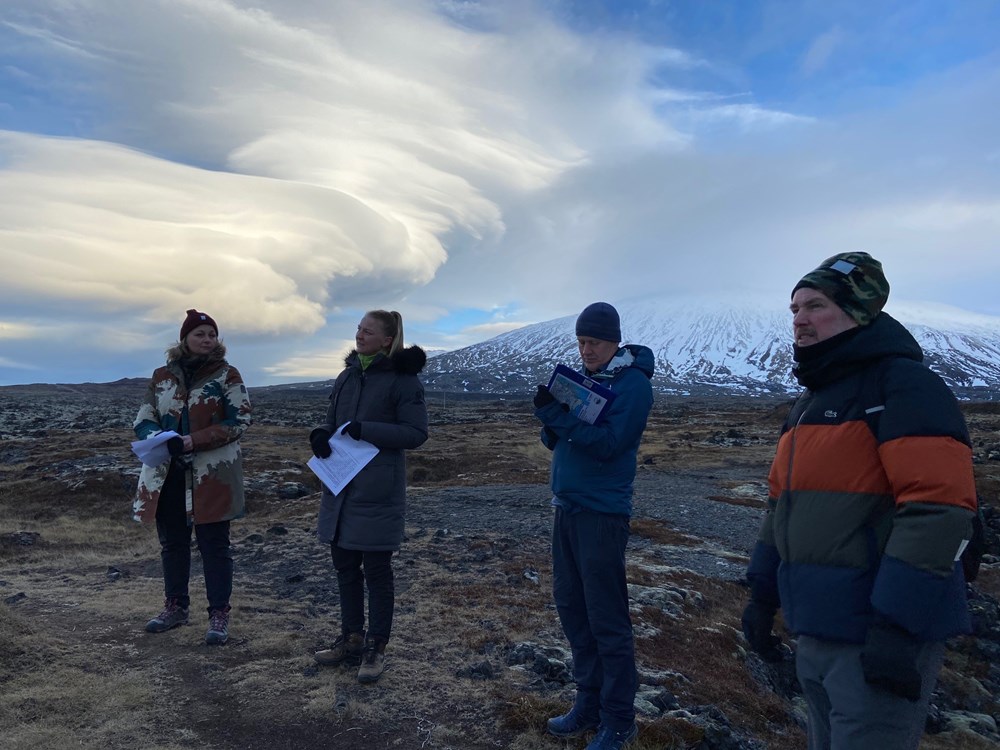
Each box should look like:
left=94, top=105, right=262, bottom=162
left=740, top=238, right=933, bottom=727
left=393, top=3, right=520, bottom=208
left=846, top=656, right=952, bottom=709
left=575, top=302, right=622, bottom=344
left=532, top=301, right=654, bottom=750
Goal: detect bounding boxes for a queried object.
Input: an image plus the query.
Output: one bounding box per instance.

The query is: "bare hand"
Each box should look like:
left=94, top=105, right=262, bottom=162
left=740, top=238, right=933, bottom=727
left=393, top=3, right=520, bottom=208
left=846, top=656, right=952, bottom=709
left=182, top=435, right=194, bottom=452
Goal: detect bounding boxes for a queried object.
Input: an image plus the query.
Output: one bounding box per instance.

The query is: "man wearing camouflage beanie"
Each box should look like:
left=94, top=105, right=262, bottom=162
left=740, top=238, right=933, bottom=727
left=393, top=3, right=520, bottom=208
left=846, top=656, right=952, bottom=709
left=741, top=252, right=979, bottom=749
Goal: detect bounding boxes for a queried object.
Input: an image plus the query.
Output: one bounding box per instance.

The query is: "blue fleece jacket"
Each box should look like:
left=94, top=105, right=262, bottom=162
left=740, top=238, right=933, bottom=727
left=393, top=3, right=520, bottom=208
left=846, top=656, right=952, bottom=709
left=535, top=345, right=655, bottom=517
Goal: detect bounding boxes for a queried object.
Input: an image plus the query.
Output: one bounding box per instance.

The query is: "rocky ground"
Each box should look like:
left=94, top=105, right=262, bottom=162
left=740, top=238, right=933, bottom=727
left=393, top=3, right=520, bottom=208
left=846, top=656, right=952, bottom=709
left=0, top=383, right=999, bottom=749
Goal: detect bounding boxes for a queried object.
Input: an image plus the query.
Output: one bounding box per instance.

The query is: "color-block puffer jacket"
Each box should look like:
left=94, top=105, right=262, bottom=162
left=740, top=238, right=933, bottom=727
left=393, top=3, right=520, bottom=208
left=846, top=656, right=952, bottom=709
left=133, top=352, right=252, bottom=524
left=536, top=344, right=655, bottom=517
left=315, top=346, right=428, bottom=551
left=746, top=313, right=977, bottom=643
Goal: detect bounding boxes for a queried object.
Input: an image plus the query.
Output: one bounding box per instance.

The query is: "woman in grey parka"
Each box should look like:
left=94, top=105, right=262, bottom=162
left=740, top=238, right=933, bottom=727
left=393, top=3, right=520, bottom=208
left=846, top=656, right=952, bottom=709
left=309, top=309, right=428, bottom=683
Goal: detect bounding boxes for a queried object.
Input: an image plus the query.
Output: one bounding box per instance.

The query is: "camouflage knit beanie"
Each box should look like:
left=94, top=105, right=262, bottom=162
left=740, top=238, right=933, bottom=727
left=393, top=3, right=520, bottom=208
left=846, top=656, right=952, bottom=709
left=792, top=252, right=889, bottom=326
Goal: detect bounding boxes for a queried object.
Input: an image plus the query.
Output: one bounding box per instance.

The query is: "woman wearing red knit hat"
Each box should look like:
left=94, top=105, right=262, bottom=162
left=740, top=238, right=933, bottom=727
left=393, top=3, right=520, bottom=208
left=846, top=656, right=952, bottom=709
left=132, top=309, right=252, bottom=645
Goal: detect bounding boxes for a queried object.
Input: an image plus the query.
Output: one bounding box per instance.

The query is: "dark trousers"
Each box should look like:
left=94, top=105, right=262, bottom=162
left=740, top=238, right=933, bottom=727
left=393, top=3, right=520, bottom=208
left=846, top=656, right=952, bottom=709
left=331, top=544, right=394, bottom=642
left=552, top=507, right=637, bottom=730
left=797, top=635, right=946, bottom=750
left=155, top=464, right=232, bottom=614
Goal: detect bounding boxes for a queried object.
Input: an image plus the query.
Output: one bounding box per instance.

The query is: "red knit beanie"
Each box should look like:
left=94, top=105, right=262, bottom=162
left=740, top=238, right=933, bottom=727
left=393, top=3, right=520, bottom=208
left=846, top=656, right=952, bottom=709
left=179, top=309, right=218, bottom=340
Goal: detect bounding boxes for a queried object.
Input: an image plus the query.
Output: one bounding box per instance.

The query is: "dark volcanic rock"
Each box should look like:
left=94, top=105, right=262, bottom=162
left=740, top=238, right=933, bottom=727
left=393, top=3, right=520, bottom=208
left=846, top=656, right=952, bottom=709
left=277, top=482, right=311, bottom=499
left=2, top=531, right=40, bottom=546
left=456, top=660, right=498, bottom=680
left=505, top=642, right=574, bottom=686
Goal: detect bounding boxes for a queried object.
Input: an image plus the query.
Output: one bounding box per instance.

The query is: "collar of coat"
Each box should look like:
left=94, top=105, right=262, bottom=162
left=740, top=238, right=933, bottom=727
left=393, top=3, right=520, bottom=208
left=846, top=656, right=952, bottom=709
left=589, top=344, right=655, bottom=381
left=168, top=350, right=228, bottom=381
left=345, top=345, right=427, bottom=375
left=791, top=312, right=922, bottom=390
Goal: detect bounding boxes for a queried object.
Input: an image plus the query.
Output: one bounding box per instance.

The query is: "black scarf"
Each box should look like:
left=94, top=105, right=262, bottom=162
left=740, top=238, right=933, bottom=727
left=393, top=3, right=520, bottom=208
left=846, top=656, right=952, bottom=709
left=791, top=327, right=863, bottom=390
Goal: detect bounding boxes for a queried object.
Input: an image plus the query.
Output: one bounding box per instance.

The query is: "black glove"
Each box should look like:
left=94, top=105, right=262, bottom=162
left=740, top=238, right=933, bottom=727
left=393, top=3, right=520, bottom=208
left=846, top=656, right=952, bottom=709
left=741, top=600, right=782, bottom=662
left=166, top=437, right=185, bottom=456
left=343, top=421, right=363, bottom=440
left=533, top=385, right=556, bottom=409
left=860, top=620, right=923, bottom=702
left=309, top=428, right=333, bottom=459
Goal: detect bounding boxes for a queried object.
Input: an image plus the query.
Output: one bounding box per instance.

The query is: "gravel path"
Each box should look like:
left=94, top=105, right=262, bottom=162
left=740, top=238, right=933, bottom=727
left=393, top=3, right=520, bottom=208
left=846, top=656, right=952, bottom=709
left=405, top=466, right=765, bottom=581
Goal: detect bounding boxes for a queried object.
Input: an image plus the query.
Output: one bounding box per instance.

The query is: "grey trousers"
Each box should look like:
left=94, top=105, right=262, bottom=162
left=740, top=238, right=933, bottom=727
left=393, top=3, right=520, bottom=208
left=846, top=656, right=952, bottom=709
left=796, top=635, right=945, bottom=750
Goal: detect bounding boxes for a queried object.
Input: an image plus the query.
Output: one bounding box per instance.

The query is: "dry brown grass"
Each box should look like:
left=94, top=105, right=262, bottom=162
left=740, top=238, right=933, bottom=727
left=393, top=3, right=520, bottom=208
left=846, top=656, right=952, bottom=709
left=922, top=733, right=1000, bottom=750
left=430, top=546, right=555, bottom=650
left=633, top=572, right=804, bottom=750
left=630, top=518, right=702, bottom=547
left=0, top=600, right=188, bottom=750
left=1, top=392, right=998, bottom=749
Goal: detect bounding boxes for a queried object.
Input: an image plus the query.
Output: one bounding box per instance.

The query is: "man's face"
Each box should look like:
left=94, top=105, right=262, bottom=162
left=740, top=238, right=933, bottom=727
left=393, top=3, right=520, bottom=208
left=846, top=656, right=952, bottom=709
left=577, top=336, right=619, bottom=371
left=790, top=287, right=858, bottom=346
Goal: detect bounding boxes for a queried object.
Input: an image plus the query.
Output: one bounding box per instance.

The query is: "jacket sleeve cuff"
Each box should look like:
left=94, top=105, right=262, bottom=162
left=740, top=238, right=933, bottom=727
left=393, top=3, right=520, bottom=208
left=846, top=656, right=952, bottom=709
left=747, top=542, right=781, bottom=608
left=871, top=554, right=969, bottom=638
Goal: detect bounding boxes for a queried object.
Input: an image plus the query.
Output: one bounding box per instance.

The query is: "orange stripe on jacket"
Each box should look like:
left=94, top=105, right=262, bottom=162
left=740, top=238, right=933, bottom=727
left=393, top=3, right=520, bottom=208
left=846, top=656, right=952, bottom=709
left=768, top=421, right=891, bottom=496
left=879, top=436, right=977, bottom=509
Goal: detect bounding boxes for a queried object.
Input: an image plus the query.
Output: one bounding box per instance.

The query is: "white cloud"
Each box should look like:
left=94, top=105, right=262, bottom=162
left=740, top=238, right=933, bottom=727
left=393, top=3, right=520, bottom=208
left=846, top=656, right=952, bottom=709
left=0, top=0, right=683, bottom=339
left=457, top=320, right=534, bottom=339
left=2, top=0, right=999, bottom=383
left=800, top=25, right=845, bottom=77
left=686, top=103, right=817, bottom=129
left=260, top=341, right=356, bottom=380
left=890, top=199, right=1000, bottom=232
left=0, top=132, right=353, bottom=335
left=0, top=320, right=38, bottom=339
left=0, top=357, right=37, bottom=370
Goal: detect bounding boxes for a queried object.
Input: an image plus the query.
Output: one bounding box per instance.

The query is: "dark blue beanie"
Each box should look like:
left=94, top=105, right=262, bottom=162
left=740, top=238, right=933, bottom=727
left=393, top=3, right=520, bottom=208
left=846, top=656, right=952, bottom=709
left=575, top=302, right=621, bottom=342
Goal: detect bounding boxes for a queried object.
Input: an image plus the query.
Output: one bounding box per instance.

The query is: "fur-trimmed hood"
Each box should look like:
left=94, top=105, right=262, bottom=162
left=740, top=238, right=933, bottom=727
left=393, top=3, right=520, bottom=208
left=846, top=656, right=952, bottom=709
left=166, top=341, right=227, bottom=367
left=344, top=345, right=427, bottom=375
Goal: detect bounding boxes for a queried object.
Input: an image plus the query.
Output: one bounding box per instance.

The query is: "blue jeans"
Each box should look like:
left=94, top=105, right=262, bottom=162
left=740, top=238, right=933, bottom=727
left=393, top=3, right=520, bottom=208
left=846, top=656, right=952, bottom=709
left=330, top=544, right=395, bottom=642
left=552, top=507, right=636, bottom=729
left=796, top=635, right=946, bottom=750
left=155, top=463, right=232, bottom=613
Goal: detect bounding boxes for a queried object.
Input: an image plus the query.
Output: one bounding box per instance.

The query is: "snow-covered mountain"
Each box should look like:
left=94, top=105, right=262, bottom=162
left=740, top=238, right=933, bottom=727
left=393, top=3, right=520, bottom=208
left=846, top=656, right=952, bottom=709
left=422, top=295, right=1000, bottom=398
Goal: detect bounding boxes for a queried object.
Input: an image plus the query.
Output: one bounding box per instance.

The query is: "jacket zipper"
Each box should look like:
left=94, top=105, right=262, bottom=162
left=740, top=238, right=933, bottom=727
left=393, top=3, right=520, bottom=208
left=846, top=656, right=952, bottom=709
left=781, top=402, right=809, bottom=617
left=180, top=369, right=195, bottom=522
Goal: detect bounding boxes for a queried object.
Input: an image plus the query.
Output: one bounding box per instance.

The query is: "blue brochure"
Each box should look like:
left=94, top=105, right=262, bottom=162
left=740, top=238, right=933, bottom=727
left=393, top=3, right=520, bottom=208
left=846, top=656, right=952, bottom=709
left=546, top=364, right=617, bottom=424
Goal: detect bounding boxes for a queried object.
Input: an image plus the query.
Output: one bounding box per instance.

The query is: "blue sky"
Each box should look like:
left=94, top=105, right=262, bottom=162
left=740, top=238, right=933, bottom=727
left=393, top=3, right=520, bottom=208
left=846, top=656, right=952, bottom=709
left=1, top=0, right=999, bottom=385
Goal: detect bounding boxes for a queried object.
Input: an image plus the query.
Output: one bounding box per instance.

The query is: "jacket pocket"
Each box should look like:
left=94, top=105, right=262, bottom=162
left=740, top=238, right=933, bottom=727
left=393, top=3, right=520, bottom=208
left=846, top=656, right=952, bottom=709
left=349, top=463, right=396, bottom=505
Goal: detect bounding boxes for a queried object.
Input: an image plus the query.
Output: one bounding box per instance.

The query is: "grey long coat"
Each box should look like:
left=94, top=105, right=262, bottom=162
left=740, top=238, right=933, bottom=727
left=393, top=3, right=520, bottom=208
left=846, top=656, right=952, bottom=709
left=314, top=346, right=428, bottom=550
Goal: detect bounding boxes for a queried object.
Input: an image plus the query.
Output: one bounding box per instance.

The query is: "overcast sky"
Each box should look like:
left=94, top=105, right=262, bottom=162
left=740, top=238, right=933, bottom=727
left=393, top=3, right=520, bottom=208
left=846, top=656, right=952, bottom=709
left=1, top=0, right=999, bottom=386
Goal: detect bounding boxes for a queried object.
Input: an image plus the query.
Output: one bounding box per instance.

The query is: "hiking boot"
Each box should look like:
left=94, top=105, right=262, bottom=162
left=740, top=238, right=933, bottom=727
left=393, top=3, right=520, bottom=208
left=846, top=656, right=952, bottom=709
left=145, top=598, right=189, bottom=633
left=205, top=606, right=231, bottom=645
left=357, top=637, right=387, bottom=683
left=314, top=632, right=366, bottom=666
left=547, top=706, right=600, bottom=738
left=585, top=723, right=638, bottom=750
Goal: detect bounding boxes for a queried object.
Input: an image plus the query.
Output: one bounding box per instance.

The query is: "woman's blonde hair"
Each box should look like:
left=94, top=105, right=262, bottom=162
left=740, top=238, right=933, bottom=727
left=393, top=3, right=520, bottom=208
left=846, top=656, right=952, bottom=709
left=365, top=310, right=403, bottom=356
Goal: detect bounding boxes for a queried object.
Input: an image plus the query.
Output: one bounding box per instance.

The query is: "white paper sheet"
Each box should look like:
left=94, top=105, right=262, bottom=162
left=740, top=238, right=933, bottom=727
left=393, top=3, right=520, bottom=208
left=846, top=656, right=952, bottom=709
left=131, top=430, right=181, bottom=467
left=307, top=423, right=380, bottom=496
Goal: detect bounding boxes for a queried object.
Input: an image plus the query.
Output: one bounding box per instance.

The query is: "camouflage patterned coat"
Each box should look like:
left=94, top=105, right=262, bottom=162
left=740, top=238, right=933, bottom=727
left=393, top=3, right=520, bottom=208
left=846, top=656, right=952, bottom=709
left=132, top=354, right=252, bottom=524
